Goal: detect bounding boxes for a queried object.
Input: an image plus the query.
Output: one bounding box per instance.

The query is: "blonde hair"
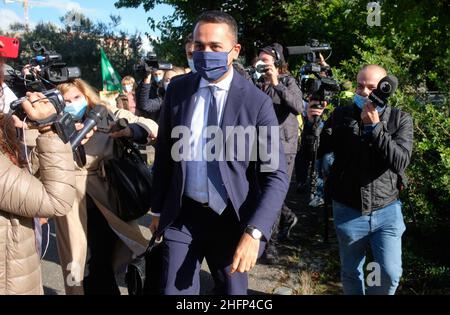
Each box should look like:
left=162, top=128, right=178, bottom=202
left=121, top=76, right=137, bottom=91
left=0, top=59, right=20, bottom=165
left=57, top=78, right=110, bottom=110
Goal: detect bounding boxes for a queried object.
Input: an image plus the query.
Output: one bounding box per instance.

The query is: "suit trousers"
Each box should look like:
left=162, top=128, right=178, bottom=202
left=161, top=196, right=266, bottom=295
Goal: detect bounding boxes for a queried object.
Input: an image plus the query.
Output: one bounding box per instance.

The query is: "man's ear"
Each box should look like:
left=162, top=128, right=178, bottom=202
left=233, top=43, right=241, bottom=60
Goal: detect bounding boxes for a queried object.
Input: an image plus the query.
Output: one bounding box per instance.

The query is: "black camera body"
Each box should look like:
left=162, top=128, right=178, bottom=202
left=8, top=43, right=86, bottom=147
left=244, top=61, right=270, bottom=84
left=31, top=42, right=81, bottom=84
left=301, top=77, right=340, bottom=107
left=53, top=112, right=77, bottom=144
left=255, top=63, right=269, bottom=73
left=134, top=53, right=172, bottom=77
left=287, top=39, right=340, bottom=104
left=10, top=88, right=66, bottom=125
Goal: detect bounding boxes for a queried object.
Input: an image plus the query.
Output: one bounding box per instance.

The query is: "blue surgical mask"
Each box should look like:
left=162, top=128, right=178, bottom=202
left=187, top=58, right=197, bottom=73
left=193, top=48, right=233, bottom=82
left=64, top=96, right=88, bottom=121
left=353, top=93, right=368, bottom=109
left=354, top=93, right=386, bottom=113
left=153, top=76, right=163, bottom=84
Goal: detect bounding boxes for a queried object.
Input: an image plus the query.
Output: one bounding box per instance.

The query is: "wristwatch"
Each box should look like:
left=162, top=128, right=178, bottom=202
left=245, top=225, right=263, bottom=240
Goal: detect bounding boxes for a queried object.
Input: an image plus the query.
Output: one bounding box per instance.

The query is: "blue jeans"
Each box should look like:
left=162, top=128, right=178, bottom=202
left=332, top=200, right=406, bottom=295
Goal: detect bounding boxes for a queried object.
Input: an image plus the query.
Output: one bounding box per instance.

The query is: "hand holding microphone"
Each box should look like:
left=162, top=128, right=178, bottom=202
left=70, top=105, right=107, bottom=150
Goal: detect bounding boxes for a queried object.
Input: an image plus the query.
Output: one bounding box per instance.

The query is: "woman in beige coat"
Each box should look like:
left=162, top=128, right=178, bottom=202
left=0, top=87, right=76, bottom=295
left=54, top=78, right=158, bottom=295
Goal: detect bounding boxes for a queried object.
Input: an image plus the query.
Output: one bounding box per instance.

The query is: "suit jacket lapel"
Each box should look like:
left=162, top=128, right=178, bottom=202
left=179, top=73, right=202, bottom=127
left=221, top=72, right=245, bottom=142
left=178, top=73, right=201, bottom=186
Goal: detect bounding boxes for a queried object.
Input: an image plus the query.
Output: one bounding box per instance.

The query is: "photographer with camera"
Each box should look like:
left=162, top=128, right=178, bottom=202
left=0, top=51, right=77, bottom=294
left=303, top=64, right=413, bottom=295
left=53, top=78, right=158, bottom=295
left=136, top=67, right=165, bottom=122
left=295, top=52, right=339, bottom=206
left=254, top=43, right=303, bottom=264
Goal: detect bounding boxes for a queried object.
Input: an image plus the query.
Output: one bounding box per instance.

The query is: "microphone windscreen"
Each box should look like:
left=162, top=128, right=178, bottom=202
left=376, top=75, right=398, bottom=99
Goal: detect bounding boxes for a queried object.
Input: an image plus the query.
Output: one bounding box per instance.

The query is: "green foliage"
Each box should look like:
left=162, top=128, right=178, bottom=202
left=402, top=248, right=450, bottom=294
left=112, top=0, right=450, bottom=218
left=403, top=100, right=450, bottom=227
left=1, top=12, right=143, bottom=89
left=113, top=0, right=450, bottom=293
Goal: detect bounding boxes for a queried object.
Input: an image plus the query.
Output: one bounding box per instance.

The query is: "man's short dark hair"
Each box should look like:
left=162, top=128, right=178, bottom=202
left=195, top=10, right=238, bottom=44
left=184, top=33, right=193, bottom=45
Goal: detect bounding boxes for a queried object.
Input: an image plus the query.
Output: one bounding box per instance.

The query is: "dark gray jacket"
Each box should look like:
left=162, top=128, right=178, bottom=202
left=136, top=81, right=163, bottom=122
left=308, top=104, right=414, bottom=214
left=257, top=74, right=303, bottom=154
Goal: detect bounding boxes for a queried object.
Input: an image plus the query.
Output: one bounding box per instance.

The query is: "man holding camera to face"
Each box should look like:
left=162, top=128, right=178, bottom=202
left=136, top=68, right=165, bottom=122
left=303, top=64, right=413, bottom=295
left=254, top=43, right=303, bottom=264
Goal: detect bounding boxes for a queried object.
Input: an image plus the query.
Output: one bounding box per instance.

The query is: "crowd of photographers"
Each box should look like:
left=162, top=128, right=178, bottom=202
left=0, top=9, right=413, bottom=296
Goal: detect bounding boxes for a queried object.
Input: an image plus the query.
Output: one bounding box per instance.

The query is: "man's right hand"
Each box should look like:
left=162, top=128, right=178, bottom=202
left=307, top=100, right=326, bottom=123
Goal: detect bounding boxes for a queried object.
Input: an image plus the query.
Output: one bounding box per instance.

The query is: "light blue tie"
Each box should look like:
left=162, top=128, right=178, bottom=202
left=206, top=86, right=228, bottom=214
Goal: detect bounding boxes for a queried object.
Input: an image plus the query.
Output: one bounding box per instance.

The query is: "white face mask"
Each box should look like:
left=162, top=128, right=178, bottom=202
left=123, top=85, right=133, bottom=93
left=163, top=81, right=170, bottom=90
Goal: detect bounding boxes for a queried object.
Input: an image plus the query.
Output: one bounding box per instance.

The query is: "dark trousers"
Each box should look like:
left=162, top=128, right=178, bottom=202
left=161, top=197, right=266, bottom=295
left=83, top=195, right=120, bottom=295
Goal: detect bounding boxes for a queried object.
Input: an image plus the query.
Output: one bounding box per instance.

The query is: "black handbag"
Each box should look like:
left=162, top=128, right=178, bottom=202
left=103, top=138, right=153, bottom=222
left=126, top=236, right=163, bottom=295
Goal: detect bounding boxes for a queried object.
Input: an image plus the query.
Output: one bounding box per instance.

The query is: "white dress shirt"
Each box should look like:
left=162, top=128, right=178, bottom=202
left=184, top=69, right=234, bottom=203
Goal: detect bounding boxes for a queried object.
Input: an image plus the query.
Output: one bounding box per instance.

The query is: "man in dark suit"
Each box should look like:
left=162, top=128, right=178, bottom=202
left=149, top=10, right=289, bottom=295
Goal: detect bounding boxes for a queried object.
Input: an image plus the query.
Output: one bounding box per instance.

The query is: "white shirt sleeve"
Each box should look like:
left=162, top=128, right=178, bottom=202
left=2, top=83, right=18, bottom=114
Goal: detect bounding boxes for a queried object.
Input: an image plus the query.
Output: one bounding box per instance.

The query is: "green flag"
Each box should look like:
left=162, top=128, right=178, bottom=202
left=100, top=48, right=122, bottom=91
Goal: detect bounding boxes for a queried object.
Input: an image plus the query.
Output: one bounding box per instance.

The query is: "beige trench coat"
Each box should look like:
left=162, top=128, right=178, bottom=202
left=53, top=106, right=158, bottom=295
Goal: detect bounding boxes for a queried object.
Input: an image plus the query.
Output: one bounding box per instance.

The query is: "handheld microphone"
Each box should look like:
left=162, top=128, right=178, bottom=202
left=368, top=75, right=398, bottom=109
left=70, top=105, right=107, bottom=150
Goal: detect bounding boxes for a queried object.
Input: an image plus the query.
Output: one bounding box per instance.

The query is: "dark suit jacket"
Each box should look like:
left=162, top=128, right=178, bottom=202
left=151, top=70, right=289, bottom=241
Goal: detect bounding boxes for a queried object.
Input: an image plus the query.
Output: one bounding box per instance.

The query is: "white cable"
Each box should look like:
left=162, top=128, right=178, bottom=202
left=22, top=117, right=32, bottom=173
left=40, top=221, right=50, bottom=260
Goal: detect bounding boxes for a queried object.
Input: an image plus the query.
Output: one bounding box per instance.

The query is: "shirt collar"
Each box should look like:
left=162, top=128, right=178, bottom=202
left=199, top=68, right=234, bottom=91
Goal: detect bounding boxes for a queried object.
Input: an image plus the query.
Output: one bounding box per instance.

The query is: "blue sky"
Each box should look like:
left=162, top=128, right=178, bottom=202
left=0, top=0, right=174, bottom=37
